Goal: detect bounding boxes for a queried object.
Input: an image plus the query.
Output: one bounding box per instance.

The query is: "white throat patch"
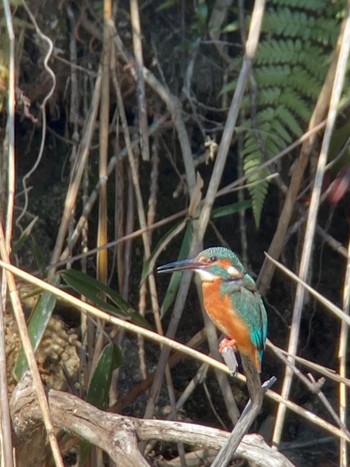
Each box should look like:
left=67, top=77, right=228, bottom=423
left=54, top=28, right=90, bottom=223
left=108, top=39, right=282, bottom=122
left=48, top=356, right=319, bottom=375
left=227, top=266, right=242, bottom=278
left=195, top=268, right=217, bottom=282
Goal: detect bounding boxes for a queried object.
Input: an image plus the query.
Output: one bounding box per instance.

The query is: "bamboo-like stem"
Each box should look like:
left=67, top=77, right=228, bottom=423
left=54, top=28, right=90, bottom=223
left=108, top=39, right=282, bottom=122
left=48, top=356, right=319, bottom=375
left=145, top=0, right=266, bottom=425
left=0, top=224, right=64, bottom=467
left=56, top=116, right=327, bottom=269
left=0, top=297, right=13, bottom=467
left=111, top=52, right=180, bottom=426
left=1, top=0, right=15, bottom=464
left=89, top=11, right=111, bottom=467
left=58, top=117, right=165, bottom=264
left=110, top=22, right=197, bottom=195
left=97, top=0, right=111, bottom=286
left=138, top=140, right=160, bottom=380
left=273, top=6, right=350, bottom=445
left=338, top=235, right=350, bottom=465
left=257, top=31, right=343, bottom=295
left=90, top=0, right=112, bottom=387
left=3, top=0, right=15, bottom=258
left=211, top=358, right=266, bottom=466
left=48, top=71, right=101, bottom=276
left=130, top=0, right=149, bottom=161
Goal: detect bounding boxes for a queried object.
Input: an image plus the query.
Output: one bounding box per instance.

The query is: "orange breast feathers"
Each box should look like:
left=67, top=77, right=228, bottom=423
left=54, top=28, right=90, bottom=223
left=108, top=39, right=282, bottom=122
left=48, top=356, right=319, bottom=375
left=202, top=281, right=260, bottom=370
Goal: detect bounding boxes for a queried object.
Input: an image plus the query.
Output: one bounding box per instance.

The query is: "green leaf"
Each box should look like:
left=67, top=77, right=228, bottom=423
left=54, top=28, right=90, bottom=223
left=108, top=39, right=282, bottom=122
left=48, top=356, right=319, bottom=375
left=13, top=277, right=59, bottom=381
left=156, top=0, right=177, bottom=12
left=31, top=237, right=46, bottom=276
left=87, top=342, right=122, bottom=409
left=11, top=216, right=38, bottom=255
left=222, top=21, right=238, bottom=33
left=60, top=269, right=150, bottom=329
left=211, top=200, right=252, bottom=219
left=160, top=223, right=192, bottom=318
left=141, top=220, right=187, bottom=285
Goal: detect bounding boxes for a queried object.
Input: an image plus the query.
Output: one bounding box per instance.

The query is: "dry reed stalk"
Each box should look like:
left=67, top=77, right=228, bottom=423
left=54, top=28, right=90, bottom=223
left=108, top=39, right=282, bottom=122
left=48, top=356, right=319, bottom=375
left=271, top=10, right=350, bottom=437
left=1, top=0, right=16, bottom=464
left=1, top=259, right=350, bottom=442
left=144, top=0, right=267, bottom=444
left=0, top=224, right=64, bottom=467
left=338, top=236, right=350, bottom=465
left=130, top=0, right=149, bottom=161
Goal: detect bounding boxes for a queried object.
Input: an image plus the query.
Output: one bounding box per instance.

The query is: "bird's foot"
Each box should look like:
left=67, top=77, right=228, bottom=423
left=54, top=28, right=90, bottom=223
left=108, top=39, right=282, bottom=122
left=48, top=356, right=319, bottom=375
left=219, top=337, right=238, bottom=353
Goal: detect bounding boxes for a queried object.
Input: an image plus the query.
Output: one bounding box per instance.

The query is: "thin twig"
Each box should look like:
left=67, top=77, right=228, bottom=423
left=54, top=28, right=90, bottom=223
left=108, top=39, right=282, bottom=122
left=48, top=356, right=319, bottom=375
left=0, top=295, right=13, bottom=467
left=11, top=374, right=294, bottom=467
left=269, top=339, right=350, bottom=440
left=48, top=70, right=102, bottom=276
left=17, top=1, right=56, bottom=231
left=130, top=0, right=149, bottom=161
left=273, top=8, right=350, bottom=443
left=265, top=254, right=350, bottom=327
left=90, top=0, right=112, bottom=396
left=1, top=0, right=16, bottom=463
left=145, top=0, right=267, bottom=421
left=55, top=111, right=328, bottom=271
left=0, top=224, right=64, bottom=467
left=338, top=235, right=350, bottom=465
left=211, top=357, right=266, bottom=466
left=257, top=26, right=345, bottom=297
left=1, top=259, right=349, bottom=441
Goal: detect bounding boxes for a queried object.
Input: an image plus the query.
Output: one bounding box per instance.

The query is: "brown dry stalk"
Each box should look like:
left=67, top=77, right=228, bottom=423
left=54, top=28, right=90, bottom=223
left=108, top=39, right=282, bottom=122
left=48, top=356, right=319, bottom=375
left=1, top=258, right=349, bottom=441
left=0, top=223, right=64, bottom=467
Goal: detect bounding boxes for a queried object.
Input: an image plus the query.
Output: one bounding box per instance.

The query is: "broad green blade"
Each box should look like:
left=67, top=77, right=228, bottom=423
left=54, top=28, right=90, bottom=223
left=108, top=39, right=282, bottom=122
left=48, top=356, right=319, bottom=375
left=87, top=342, right=123, bottom=409
left=211, top=200, right=252, bottom=219
left=60, top=269, right=150, bottom=328
left=80, top=342, right=123, bottom=463
left=14, top=277, right=59, bottom=381
left=140, top=219, right=187, bottom=285
left=12, top=216, right=38, bottom=255
left=31, top=237, right=46, bottom=276
left=160, top=222, right=192, bottom=318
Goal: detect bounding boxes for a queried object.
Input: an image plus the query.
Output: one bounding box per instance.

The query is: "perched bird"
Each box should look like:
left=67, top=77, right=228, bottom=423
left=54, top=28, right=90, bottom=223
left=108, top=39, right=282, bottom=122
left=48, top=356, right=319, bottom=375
left=157, top=246, right=267, bottom=372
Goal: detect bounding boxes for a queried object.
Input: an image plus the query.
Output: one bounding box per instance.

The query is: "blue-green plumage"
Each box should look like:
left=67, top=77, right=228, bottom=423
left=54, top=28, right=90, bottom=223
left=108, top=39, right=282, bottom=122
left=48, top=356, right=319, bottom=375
left=157, top=246, right=268, bottom=371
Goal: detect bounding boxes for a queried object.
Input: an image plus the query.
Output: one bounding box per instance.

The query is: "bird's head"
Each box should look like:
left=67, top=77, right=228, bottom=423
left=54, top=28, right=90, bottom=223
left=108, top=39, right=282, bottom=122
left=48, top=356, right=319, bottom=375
left=157, top=246, right=246, bottom=282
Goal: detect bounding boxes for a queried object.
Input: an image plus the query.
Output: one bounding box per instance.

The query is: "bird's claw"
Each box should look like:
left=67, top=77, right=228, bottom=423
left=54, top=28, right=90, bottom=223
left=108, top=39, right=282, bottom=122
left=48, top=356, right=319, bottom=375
left=219, top=337, right=238, bottom=353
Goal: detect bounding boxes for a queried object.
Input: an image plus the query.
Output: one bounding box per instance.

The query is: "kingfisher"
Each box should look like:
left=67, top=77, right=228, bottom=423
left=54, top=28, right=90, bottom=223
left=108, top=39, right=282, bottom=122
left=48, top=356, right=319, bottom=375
left=157, top=246, right=267, bottom=372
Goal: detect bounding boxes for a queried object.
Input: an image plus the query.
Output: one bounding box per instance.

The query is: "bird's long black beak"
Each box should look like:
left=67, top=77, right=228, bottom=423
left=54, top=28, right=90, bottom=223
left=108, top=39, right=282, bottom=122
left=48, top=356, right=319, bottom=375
left=157, top=258, right=200, bottom=274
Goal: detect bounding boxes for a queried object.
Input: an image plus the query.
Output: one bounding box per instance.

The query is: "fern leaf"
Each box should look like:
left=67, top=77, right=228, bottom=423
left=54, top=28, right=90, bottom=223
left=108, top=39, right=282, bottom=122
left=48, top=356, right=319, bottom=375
left=269, top=0, right=330, bottom=11
left=279, top=89, right=311, bottom=120
left=256, top=39, right=303, bottom=65
left=232, top=0, right=342, bottom=227
left=275, top=106, right=303, bottom=136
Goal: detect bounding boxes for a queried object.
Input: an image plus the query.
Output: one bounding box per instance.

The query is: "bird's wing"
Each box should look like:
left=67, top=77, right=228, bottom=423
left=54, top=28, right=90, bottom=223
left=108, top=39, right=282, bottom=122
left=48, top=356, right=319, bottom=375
left=231, top=286, right=267, bottom=352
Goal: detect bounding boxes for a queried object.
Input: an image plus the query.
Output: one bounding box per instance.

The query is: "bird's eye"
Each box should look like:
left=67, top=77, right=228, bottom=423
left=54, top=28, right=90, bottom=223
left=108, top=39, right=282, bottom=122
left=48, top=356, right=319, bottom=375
left=209, top=256, right=217, bottom=262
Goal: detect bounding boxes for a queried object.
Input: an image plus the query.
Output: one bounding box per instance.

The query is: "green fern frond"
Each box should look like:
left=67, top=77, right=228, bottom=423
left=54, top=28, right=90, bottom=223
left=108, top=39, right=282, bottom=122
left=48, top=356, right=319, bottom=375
left=309, top=18, right=340, bottom=45
left=269, top=0, right=330, bottom=10
left=288, top=66, right=323, bottom=98
left=243, top=149, right=270, bottom=227
left=223, top=0, right=342, bottom=227
left=279, top=90, right=311, bottom=120
left=256, top=87, right=282, bottom=106
left=263, top=8, right=311, bottom=39
left=275, top=106, right=303, bottom=136
left=264, top=8, right=339, bottom=46
left=272, top=119, right=293, bottom=144
left=298, top=45, right=329, bottom=75
left=256, top=39, right=302, bottom=65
